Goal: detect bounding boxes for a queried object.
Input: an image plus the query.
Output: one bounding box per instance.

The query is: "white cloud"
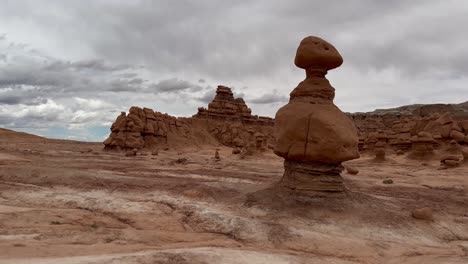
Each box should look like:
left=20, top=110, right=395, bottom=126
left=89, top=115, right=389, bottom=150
left=74, top=97, right=114, bottom=111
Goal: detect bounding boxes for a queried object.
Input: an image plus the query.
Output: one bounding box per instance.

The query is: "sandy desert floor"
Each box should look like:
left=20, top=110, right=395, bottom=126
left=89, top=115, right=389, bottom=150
left=0, top=128, right=467, bottom=264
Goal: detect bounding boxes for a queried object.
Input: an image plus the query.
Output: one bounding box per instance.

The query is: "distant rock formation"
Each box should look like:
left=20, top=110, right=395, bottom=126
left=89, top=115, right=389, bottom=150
left=104, top=85, right=274, bottom=152
left=192, top=85, right=273, bottom=152
left=370, top=101, right=468, bottom=118
left=274, top=36, right=359, bottom=197
left=349, top=106, right=468, bottom=155
left=408, top=132, right=435, bottom=160
left=193, top=85, right=274, bottom=126
left=103, top=81, right=468, bottom=160
left=103, top=106, right=193, bottom=150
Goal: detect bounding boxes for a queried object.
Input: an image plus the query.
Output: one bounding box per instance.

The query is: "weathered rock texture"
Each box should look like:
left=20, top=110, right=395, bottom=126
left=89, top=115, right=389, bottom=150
left=194, top=85, right=274, bottom=126
left=104, top=86, right=274, bottom=152
left=408, top=132, right=435, bottom=160
left=274, top=36, right=359, bottom=196
left=193, top=86, right=274, bottom=153
left=349, top=102, right=468, bottom=158
left=104, top=107, right=194, bottom=150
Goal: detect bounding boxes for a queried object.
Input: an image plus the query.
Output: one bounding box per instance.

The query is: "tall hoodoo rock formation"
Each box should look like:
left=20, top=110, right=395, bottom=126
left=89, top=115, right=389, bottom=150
left=408, top=132, right=435, bottom=159
left=274, top=36, right=360, bottom=196
left=192, top=85, right=274, bottom=151
left=194, top=85, right=273, bottom=126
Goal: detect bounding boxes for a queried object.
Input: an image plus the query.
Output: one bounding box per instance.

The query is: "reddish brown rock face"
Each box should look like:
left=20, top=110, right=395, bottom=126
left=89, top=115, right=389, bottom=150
left=104, top=107, right=189, bottom=150
left=408, top=132, right=435, bottom=160
left=374, top=141, right=386, bottom=161
left=104, top=85, right=275, bottom=153
left=294, top=36, right=343, bottom=72
left=349, top=109, right=468, bottom=156
left=194, top=85, right=273, bottom=126
left=274, top=103, right=359, bottom=163
left=274, top=36, right=359, bottom=196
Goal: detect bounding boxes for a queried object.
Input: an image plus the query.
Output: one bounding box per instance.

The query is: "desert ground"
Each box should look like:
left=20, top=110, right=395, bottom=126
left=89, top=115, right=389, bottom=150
left=0, top=128, right=467, bottom=264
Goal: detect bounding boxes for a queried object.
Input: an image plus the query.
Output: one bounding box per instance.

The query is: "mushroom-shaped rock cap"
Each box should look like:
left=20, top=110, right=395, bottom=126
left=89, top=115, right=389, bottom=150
left=294, top=36, right=343, bottom=70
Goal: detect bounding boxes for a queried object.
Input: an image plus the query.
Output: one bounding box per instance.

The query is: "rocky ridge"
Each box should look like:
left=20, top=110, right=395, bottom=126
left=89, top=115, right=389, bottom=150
left=104, top=85, right=273, bottom=153
left=349, top=104, right=468, bottom=153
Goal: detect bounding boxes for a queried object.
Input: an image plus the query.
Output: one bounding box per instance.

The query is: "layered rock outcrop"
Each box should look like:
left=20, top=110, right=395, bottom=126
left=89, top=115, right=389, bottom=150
left=408, top=132, right=435, bottom=160
left=103, top=107, right=192, bottom=150
left=104, top=85, right=274, bottom=152
left=274, top=36, right=359, bottom=197
left=349, top=105, right=468, bottom=156
left=192, top=86, right=274, bottom=151
left=194, top=85, right=274, bottom=126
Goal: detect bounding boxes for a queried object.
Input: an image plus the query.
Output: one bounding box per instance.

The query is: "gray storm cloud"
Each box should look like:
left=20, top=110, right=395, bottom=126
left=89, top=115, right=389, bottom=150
left=0, top=0, right=467, bottom=140
left=153, top=78, right=204, bottom=93
left=249, top=93, right=288, bottom=105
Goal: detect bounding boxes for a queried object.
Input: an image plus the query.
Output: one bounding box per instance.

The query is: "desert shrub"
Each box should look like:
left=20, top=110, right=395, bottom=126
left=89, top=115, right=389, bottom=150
left=383, top=179, right=394, bottom=184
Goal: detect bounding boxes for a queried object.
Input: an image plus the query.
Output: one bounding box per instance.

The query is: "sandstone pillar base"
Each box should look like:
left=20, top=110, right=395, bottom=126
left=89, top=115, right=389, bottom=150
left=280, top=160, right=345, bottom=196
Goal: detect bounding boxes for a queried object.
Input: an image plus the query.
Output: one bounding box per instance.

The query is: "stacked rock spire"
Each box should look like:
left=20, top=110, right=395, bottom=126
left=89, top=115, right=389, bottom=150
left=273, top=36, right=360, bottom=197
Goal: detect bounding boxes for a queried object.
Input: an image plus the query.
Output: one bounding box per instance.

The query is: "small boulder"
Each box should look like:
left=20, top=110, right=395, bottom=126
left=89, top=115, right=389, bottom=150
left=460, top=120, right=468, bottom=132
left=462, top=148, right=468, bottom=161
left=151, top=150, right=159, bottom=156
left=125, top=148, right=137, bottom=157
left=440, top=155, right=460, bottom=162
left=375, top=149, right=386, bottom=160
left=418, top=131, right=433, bottom=139
left=450, top=130, right=465, bottom=143
left=175, top=157, right=188, bottom=164
left=214, top=149, right=221, bottom=161
left=443, top=159, right=460, bottom=168
left=446, top=140, right=461, bottom=153
left=345, top=166, right=359, bottom=175
left=232, top=147, right=241, bottom=154
left=411, top=207, right=433, bottom=221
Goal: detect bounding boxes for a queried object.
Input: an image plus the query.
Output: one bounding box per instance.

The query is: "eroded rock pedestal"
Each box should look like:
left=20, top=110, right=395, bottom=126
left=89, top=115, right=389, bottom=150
left=281, top=161, right=345, bottom=194
left=408, top=132, right=435, bottom=159
left=274, top=36, right=359, bottom=197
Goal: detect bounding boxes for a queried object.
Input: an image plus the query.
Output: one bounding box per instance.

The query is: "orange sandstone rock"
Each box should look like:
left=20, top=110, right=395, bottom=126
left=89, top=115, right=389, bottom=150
left=273, top=36, right=359, bottom=196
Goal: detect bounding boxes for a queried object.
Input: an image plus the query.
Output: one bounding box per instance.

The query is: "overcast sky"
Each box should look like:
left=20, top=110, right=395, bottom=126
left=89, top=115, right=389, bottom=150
left=1, top=0, right=467, bottom=141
